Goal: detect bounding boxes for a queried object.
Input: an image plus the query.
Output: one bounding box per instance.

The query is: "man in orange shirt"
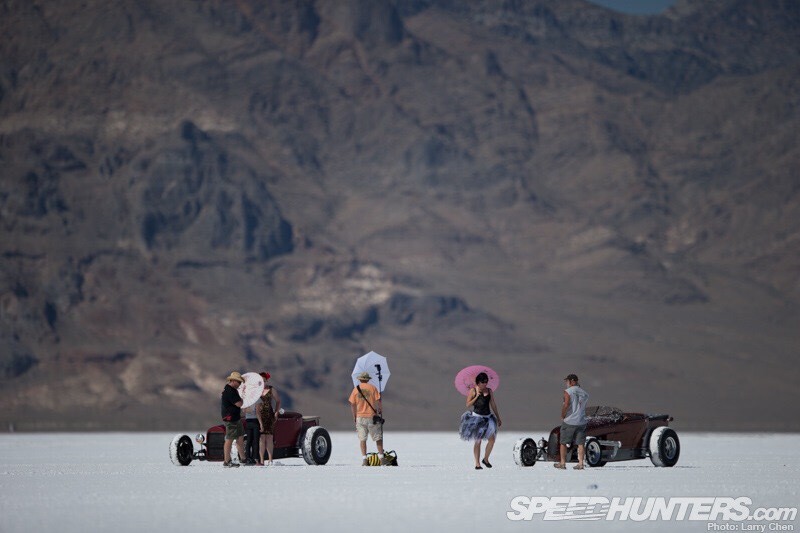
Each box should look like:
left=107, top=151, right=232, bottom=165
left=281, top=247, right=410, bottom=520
left=348, top=371, right=389, bottom=466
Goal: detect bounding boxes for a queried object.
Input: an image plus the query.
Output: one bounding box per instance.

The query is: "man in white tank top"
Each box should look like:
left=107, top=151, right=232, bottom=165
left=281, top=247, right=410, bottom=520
left=555, top=373, right=589, bottom=470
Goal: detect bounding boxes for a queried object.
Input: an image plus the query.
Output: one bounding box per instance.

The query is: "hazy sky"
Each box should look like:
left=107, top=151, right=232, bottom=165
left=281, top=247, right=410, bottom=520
left=587, top=0, right=677, bottom=14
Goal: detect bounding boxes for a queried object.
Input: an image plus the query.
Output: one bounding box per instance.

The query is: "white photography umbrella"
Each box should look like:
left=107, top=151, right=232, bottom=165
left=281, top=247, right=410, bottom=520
left=238, top=372, right=265, bottom=408
left=351, top=351, right=391, bottom=393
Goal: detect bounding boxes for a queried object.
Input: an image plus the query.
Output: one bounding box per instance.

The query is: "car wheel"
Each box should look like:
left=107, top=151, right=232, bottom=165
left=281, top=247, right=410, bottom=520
left=513, top=438, right=538, bottom=467
left=302, top=427, right=332, bottom=465
left=585, top=438, right=607, bottom=467
left=169, top=434, right=194, bottom=466
left=649, top=427, right=680, bottom=467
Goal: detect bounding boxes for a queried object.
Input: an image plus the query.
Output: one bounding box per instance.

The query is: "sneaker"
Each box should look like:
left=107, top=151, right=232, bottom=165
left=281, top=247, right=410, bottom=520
left=553, top=463, right=566, bottom=470
left=380, top=455, right=392, bottom=466
left=223, top=461, right=240, bottom=468
left=362, top=458, right=369, bottom=466
left=481, top=459, right=493, bottom=468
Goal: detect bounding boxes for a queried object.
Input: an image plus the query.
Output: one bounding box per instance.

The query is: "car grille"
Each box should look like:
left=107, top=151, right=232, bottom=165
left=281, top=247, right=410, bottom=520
left=206, top=432, right=225, bottom=461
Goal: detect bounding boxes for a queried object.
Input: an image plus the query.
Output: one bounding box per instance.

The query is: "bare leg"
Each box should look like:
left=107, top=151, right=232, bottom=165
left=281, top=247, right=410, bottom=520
left=473, top=441, right=482, bottom=467
left=360, top=440, right=367, bottom=456
left=258, top=434, right=266, bottom=464
left=223, top=439, right=233, bottom=463
left=237, top=436, right=245, bottom=462
left=485, top=434, right=496, bottom=461
left=577, top=444, right=585, bottom=467
left=376, top=439, right=384, bottom=455
left=559, top=443, right=567, bottom=466
left=266, top=434, right=274, bottom=464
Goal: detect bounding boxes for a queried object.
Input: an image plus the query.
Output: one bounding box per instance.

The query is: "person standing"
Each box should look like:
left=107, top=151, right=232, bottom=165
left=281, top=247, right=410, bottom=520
left=242, top=391, right=261, bottom=466
left=459, top=372, right=502, bottom=469
left=555, top=373, right=589, bottom=470
left=221, top=371, right=246, bottom=468
left=348, top=371, right=389, bottom=466
left=257, top=371, right=281, bottom=466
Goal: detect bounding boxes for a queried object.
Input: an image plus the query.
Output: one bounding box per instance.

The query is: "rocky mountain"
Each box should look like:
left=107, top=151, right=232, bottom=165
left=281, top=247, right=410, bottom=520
left=1, top=0, right=798, bottom=431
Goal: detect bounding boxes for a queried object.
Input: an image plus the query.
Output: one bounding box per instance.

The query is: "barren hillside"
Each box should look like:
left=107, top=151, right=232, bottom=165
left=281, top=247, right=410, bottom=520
left=1, top=0, right=798, bottom=431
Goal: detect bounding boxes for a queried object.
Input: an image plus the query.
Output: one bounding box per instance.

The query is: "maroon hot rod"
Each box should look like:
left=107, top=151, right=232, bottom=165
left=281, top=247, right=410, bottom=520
left=169, top=411, right=332, bottom=466
left=513, top=406, right=680, bottom=467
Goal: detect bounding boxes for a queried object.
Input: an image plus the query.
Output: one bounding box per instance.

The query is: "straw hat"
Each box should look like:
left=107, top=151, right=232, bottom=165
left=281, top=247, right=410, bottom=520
left=357, top=371, right=372, bottom=381
left=226, top=371, right=244, bottom=383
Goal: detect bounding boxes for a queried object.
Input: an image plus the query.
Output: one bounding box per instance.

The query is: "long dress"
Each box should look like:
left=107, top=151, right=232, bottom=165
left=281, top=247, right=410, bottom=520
left=459, top=389, right=498, bottom=441
left=259, top=387, right=276, bottom=435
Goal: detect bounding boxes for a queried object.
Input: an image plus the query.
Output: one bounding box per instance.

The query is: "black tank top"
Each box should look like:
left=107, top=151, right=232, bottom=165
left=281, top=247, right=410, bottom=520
left=473, top=390, right=491, bottom=416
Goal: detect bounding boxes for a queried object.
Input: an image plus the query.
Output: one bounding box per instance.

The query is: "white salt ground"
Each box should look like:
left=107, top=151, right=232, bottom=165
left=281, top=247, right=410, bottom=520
left=0, top=432, right=798, bottom=532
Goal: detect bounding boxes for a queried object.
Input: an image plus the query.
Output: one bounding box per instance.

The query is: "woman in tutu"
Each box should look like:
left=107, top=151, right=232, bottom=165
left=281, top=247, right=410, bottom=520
left=459, top=372, right=502, bottom=469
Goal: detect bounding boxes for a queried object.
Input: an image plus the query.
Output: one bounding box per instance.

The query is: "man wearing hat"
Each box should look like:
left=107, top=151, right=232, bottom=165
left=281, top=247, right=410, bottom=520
left=555, top=373, right=589, bottom=470
left=221, top=371, right=246, bottom=467
left=348, top=371, right=389, bottom=466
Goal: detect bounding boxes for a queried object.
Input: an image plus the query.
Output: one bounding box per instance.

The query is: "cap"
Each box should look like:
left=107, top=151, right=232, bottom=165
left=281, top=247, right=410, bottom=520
left=564, top=374, right=579, bottom=382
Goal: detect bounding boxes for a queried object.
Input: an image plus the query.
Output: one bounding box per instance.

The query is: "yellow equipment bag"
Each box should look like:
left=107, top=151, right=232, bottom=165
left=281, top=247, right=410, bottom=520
left=365, top=450, right=398, bottom=466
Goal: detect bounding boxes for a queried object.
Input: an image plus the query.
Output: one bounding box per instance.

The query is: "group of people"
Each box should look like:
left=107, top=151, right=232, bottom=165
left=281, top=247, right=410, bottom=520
left=219, top=368, right=589, bottom=470
left=220, top=371, right=281, bottom=467
left=457, top=372, right=589, bottom=470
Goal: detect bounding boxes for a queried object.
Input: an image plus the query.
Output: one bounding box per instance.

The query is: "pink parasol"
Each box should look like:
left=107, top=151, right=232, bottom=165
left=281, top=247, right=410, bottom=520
left=454, top=365, right=500, bottom=396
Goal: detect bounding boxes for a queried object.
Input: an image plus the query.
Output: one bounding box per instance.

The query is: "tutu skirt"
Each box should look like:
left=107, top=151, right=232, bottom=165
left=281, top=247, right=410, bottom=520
left=459, top=411, right=497, bottom=441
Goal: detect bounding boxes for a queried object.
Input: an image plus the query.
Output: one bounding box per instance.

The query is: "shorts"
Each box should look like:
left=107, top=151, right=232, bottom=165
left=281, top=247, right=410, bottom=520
left=224, top=420, right=244, bottom=440
left=355, top=417, right=383, bottom=442
left=560, top=423, right=587, bottom=445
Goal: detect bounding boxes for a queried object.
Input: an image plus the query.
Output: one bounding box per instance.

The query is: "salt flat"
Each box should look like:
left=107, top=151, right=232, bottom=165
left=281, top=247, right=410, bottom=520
left=0, top=432, right=797, bottom=533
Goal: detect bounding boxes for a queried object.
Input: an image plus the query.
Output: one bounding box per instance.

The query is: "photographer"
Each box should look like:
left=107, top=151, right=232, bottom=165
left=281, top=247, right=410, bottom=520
left=348, top=371, right=389, bottom=466
left=220, top=371, right=246, bottom=468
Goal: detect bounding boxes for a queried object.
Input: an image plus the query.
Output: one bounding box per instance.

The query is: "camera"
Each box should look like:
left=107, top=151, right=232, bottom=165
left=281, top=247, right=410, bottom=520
left=373, top=414, right=385, bottom=425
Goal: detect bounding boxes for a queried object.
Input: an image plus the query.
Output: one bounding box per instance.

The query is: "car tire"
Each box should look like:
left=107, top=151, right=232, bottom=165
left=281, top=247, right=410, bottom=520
left=513, top=437, right=538, bottom=467
left=169, top=434, right=194, bottom=466
left=649, top=427, right=680, bottom=467
left=585, top=438, right=607, bottom=467
left=302, top=427, right=332, bottom=465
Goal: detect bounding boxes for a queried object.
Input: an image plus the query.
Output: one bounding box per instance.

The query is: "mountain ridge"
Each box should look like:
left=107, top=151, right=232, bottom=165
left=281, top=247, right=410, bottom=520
left=0, top=0, right=798, bottom=431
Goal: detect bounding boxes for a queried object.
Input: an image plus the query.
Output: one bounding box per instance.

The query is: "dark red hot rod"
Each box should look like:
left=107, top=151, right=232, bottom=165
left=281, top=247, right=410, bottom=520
left=513, top=406, right=680, bottom=468
left=169, top=411, right=332, bottom=466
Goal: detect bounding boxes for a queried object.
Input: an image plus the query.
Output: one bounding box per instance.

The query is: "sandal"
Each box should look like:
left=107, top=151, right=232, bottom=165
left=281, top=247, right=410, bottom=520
left=553, top=463, right=566, bottom=470
left=574, top=464, right=585, bottom=470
